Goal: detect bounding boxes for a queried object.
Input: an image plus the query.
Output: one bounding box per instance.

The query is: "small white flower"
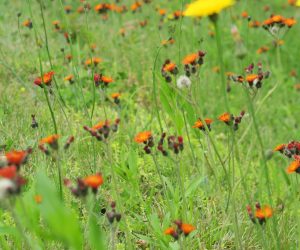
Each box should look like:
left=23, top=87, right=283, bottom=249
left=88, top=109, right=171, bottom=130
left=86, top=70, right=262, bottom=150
left=0, top=179, right=16, bottom=200
left=177, top=75, right=191, bottom=89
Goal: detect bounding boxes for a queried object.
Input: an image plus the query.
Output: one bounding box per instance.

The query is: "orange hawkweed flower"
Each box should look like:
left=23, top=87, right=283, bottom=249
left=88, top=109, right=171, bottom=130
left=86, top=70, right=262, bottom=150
left=241, top=11, right=248, bottom=18
left=64, top=74, right=74, bottom=83
left=163, top=62, right=177, bottom=72
left=64, top=5, right=72, bottom=13
left=5, top=150, right=29, bottom=167
left=283, top=18, right=297, bottom=27
left=287, top=160, right=300, bottom=174
left=164, top=227, right=176, bottom=235
left=85, top=57, right=102, bottom=66
left=158, top=9, right=167, bottom=16
left=180, top=223, right=196, bottom=236
left=183, top=53, right=198, bottom=65
left=23, top=19, right=33, bottom=28
left=257, top=46, right=269, bottom=54
left=131, top=2, right=142, bottom=12
left=192, top=118, right=213, bottom=131
left=101, top=76, right=113, bottom=84
left=34, top=195, right=43, bottom=204
left=83, top=173, right=104, bottom=189
left=161, top=38, right=175, bottom=46
left=0, top=165, right=17, bottom=179
left=273, top=144, right=286, bottom=152
left=92, top=120, right=110, bottom=131
left=246, top=74, right=259, bottom=83
left=249, top=20, right=261, bottom=28
left=39, top=134, right=60, bottom=150
left=34, top=71, right=55, bottom=87
left=134, top=131, right=152, bottom=143
left=255, top=205, right=273, bottom=220
left=218, top=112, right=232, bottom=124
left=111, top=93, right=121, bottom=99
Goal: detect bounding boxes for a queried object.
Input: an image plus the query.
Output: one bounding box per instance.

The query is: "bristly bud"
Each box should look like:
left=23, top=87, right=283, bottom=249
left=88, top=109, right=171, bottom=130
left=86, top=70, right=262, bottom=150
left=31, top=114, right=38, bottom=129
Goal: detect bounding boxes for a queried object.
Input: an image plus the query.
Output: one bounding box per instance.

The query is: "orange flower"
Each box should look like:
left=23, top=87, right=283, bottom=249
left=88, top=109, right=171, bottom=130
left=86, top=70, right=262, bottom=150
left=23, top=19, right=32, bottom=28
left=241, top=11, right=248, bottom=18
left=218, top=112, right=231, bottom=123
left=287, top=160, right=300, bottom=173
left=134, top=131, right=152, bottom=143
left=64, top=74, right=74, bottom=81
left=34, top=71, right=55, bottom=86
left=0, top=165, right=17, bottom=179
left=173, top=10, right=183, bottom=19
left=180, top=223, right=196, bottom=236
left=183, top=53, right=198, bottom=65
left=164, top=227, right=176, bottom=235
left=111, top=93, right=121, bottom=99
left=257, top=46, right=269, bottom=54
left=131, top=2, right=142, bottom=12
left=64, top=5, right=72, bottom=13
left=283, top=18, right=297, bottom=27
left=92, top=120, right=110, bottom=131
left=249, top=20, right=261, bottom=28
left=271, top=15, right=284, bottom=23
left=5, top=150, right=28, bottom=166
left=34, top=195, right=43, bottom=204
left=192, top=118, right=213, bottom=129
left=83, top=173, right=103, bottom=189
left=39, top=134, right=60, bottom=149
left=255, top=205, right=273, bottom=219
left=163, top=62, right=177, bottom=72
left=101, top=76, right=113, bottom=84
left=158, top=9, right=166, bottom=16
left=161, top=38, right=175, bottom=46
left=52, top=20, right=60, bottom=25
left=85, top=57, right=102, bottom=66
left=273, top=144, right=286, bottom=152
left=246, top=74, right=259, bottom=83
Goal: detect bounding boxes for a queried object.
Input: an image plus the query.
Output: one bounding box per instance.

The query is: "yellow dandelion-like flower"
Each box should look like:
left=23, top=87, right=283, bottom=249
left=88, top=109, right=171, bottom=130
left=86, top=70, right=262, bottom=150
left=184, top=0, right=235, bottom=17
left=297, top=0, right=300, bottom=6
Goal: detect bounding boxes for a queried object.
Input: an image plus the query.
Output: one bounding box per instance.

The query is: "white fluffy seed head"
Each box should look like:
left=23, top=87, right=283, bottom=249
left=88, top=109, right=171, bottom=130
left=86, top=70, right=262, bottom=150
left=0, top=179, right=16, bottom=200
left=177, top=75, right=191, bottom=89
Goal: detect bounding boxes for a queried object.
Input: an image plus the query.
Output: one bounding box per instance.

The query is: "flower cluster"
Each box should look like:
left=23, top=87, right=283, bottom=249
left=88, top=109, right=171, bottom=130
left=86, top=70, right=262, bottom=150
left=34, top=71, right=55, bottom=88
left=192, top=118, right=213, bottom=131
left=64, top=173, right=104, bottom=196
left=0, top=149, right=31, bottom=200
left=94, top=73, right=114, bottom=87
left=38, top=135, right=74, bottom=155
left=135, top=132, right=184, bottom=155
left=246, top=203, right=273, bottom=225
left=230, top=63, right=270, bottom=89
left=164, top=220, right=195, bottom=240
left=262, top=14, right=297, bottom=31
left=106, top=201, right=122, bottom=224
left=157, top=133, right=184, bottom=156
left=218, top=111, right=245, bottom=131
left=182, top=51, right=206, bottom=76
left=161, top=60, right=178, bottom=82
left=83, top=119, right=120, bottom=141
left=274, top=141, right=300, bottom=174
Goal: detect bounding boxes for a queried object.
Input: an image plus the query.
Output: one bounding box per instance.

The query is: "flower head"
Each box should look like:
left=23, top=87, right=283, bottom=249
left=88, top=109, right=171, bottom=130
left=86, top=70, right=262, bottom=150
left=39, top=135, right=60, bottom=150
left=83, top=173, right=104, bottom=189
left=34, top=71, right=55, bottom=87
left=177, top=75, right=191, bottom=89
left=184, top=0, right=235, bottom=17
left=134, top=131, right=152, bottom=144
left=192, top=118, right=213, bottom=131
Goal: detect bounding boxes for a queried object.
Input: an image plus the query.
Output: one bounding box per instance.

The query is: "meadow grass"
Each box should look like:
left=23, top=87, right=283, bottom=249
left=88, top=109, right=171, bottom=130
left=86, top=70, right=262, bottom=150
left=0, top=0, right=300, bottom=249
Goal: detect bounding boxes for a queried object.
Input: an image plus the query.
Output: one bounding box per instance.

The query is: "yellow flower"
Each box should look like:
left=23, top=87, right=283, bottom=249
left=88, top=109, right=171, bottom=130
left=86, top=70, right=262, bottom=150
left=184, top=0, right=235, bottom=17
left=297, top=0, right=300, bottom=6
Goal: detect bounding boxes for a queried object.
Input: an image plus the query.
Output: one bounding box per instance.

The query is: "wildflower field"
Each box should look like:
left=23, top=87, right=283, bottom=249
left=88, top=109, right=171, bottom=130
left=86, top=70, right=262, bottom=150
left=1, top=0, right=300, bottom=249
